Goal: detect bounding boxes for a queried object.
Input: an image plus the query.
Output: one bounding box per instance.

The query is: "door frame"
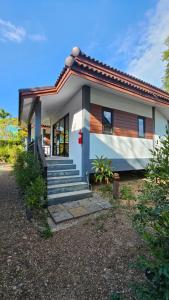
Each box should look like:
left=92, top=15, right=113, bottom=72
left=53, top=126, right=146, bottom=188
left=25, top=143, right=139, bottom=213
left=52, top=114, right=69, bottom=156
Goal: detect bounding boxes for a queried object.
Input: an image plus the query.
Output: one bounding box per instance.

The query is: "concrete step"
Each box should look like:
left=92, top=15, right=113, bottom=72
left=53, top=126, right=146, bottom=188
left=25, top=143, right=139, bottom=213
left=48, top=189, right=93, bottom=206
left=47, top=176, right=84, bottom=185
left=46, top=159, right=73, bottom=165
left=47, top=164, right=76, bottom=170
left=47, top=169, right=79, bottom=177
left=47, top=182, right=88, bottom=195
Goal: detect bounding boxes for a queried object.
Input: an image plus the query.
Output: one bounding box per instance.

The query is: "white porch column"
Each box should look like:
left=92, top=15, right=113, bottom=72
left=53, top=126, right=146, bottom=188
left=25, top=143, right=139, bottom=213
left=34, top=98, right=41, bottom=152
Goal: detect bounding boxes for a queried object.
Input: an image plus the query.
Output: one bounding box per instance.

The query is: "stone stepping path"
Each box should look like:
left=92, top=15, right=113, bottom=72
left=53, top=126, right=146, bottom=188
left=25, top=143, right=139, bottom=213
left=48, top=194, right=112, bottom=225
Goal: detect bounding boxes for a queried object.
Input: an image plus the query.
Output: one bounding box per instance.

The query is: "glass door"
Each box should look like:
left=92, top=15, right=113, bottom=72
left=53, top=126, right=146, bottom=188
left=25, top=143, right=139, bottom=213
left=53, top=114, right=69, bottom=156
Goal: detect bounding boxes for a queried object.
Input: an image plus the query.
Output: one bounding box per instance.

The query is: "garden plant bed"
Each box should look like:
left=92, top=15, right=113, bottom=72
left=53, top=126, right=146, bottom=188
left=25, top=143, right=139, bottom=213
left=0, top=165, right=147, bottom=300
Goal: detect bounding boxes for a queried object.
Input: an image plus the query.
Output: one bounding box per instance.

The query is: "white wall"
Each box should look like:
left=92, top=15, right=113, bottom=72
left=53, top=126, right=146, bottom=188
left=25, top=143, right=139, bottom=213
left=91, top=88, right=152, bottom=117
left=155, top=109, right=168, bottom=141
left=51, top=89, right=83, bottom=175
left=90, top=134, right=153, bottom=159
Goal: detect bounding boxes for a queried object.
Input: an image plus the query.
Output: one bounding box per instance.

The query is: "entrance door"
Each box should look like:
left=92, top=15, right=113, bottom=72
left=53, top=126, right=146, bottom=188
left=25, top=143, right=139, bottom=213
left=53, top=114, right=69, bottom=156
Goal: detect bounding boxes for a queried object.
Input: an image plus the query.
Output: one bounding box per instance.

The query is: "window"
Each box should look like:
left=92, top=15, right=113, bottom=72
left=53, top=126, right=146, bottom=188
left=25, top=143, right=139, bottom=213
left=138, top=116, right=145, bottom=137
left=102, top=108, right=113, bottom=134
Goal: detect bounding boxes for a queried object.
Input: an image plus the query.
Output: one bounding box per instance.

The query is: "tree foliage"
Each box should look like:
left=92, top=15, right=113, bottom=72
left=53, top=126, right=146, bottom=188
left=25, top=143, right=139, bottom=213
left=0, top=108, right=27, bottom=163
left=162, top=36, right=169, bottom=92
left=133, top=130, right=169, bottom=299
left=0, top=108, right=11, bottom=119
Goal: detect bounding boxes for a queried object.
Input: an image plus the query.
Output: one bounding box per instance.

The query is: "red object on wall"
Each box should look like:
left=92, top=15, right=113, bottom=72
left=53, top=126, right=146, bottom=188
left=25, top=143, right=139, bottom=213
left=78, top=129, right=83, bottom=144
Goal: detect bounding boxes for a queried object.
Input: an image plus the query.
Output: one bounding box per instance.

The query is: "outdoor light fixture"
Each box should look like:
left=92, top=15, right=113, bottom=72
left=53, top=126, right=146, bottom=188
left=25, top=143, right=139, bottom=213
left=71, top=46, right=81, bottom=57
left=65, top=55, right=74, bottom=67
left=65, top=46, right=81, bottom=67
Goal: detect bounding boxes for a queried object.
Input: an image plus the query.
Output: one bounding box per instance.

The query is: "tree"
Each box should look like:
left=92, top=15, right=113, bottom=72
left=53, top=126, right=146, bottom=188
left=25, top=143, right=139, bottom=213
left=162, top=36, right=169, bottom=92
left=0, top=108, right=11, bottom=119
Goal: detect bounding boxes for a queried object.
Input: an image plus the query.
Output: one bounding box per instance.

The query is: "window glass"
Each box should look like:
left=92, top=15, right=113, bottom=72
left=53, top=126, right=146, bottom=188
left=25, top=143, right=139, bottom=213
left=103, top=109, right=112, bottom=133
left=138, top=117, right=145, bottom=137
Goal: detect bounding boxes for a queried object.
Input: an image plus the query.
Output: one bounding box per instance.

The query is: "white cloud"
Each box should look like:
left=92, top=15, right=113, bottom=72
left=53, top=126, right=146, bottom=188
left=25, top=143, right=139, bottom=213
left=0, top=18, right=26, bottom=42
left=0, top=18, right=47, bottom=43
left=126, top=0, right=169, bottom=87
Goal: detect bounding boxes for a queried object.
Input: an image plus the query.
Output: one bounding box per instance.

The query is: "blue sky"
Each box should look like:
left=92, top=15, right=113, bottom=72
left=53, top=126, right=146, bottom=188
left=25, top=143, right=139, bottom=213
left=0, top=0, right=169, bottom=117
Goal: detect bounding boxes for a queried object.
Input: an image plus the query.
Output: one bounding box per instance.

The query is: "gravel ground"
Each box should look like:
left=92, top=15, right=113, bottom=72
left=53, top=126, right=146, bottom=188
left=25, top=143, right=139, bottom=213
left=0, top=165, right=146, bottom=300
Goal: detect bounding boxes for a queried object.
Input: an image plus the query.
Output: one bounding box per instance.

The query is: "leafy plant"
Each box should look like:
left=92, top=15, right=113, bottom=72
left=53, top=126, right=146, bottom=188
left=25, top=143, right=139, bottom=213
left=120, top=185, right=136, bottom=200
left=14, top=151, right=41, bottom=190
left=162, top=36, right=169, bottom=92
left=39, top=223, right=53, bottom=239
left=0, top=108, right=11, bottom=119
left=14, top=151, right=46, bottom=209
left=132, top=129, right=169, bottom=299
left=92, top=155, right=113, bottom=184
left=25, top=176, right=46, bottom=209
left=0, top=144, right=23, bottom=164
left=109, top=292, right=122, bottom=300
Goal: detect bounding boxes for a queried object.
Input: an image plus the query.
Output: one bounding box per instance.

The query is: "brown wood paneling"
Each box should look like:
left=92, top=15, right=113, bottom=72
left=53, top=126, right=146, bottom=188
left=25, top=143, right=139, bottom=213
left=145, top=117, right=153, bottom=139
left=90, top=103, right=154, bottom=139
left=90, top=103, right=102, bottom=133
left=114, top=109, right=138, bottom=137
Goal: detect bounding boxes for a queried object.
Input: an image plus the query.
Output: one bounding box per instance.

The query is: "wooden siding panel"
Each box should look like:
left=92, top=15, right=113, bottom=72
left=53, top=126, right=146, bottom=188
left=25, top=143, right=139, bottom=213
left=90, top=103, right=153, bottom=139
left=90, top=104, right=102, bottom=133
left=145, top=117, right=153, bottom=139
left=114, top=110, right=138, bottom=137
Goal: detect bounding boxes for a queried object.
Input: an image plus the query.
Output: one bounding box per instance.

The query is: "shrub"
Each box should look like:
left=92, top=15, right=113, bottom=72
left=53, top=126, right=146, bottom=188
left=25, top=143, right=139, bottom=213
left=92, top=155, right=113, bottom=184
left=25, top=176, right=46, bottom=209
left=0, top=144, right=23, bottom=164
left=39, top=224, right=53, bottom=239
left=120, top=185, right=136, bottom=200
left=133, top=130, right=169, bottom=299
left=14, top=151, right=46, bottom=209
left=0, top=146, right=10, bottom=162
left=14, top=151, right=41, bottom=190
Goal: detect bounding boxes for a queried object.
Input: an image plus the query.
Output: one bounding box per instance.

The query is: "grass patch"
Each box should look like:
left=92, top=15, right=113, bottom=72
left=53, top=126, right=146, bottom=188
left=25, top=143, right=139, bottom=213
left=34, top=209, right=53, bottom=239
left=120, top=185, right=136, bottom=200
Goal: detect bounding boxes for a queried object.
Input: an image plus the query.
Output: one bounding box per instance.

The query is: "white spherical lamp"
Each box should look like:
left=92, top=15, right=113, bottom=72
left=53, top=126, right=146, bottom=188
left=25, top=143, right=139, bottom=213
left=65, top=56, right=74, bottom=67
left=71, top=46, right=81, bottom=57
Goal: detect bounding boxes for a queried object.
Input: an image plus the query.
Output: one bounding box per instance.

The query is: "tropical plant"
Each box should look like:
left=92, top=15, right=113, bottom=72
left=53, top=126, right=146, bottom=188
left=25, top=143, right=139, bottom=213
left=133, top=129, right=169, bottom=299
left=92, top=155, right=113, bottom=184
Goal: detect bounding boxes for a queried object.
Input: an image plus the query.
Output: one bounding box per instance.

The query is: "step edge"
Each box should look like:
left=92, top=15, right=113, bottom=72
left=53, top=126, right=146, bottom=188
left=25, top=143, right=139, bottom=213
left=48, top=190, right=92, bottom=199
left=48, top=182, right=88, bottom=188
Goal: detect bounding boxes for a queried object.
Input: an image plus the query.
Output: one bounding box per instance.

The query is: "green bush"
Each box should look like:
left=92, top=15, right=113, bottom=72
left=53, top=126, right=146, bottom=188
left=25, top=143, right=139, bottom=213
left=133, top=130, right=169, bottom=299
left=14, top=151, right=46, bottom=209
left=92, top=155, right=113, bottom=184
left=39, top=224, right=53, bottom=239
left=14, top=151, right=41, bottom=190
left=0, top=144, right=23, bottom=164
left=25, top=176, right=46, bottom=208
left=120, top=185, right=136, bottom=200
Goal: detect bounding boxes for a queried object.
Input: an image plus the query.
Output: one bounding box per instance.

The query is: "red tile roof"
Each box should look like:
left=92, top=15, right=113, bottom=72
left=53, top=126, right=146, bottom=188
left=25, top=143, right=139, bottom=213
left=19, top=47, right=169, bottom=122
left=62, top=50, right=169, bottom=105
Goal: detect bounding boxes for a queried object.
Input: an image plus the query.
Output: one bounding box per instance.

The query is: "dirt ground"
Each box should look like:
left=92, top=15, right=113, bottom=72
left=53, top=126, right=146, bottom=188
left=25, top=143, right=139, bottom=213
left=0, top=165, right=146, bottom=300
